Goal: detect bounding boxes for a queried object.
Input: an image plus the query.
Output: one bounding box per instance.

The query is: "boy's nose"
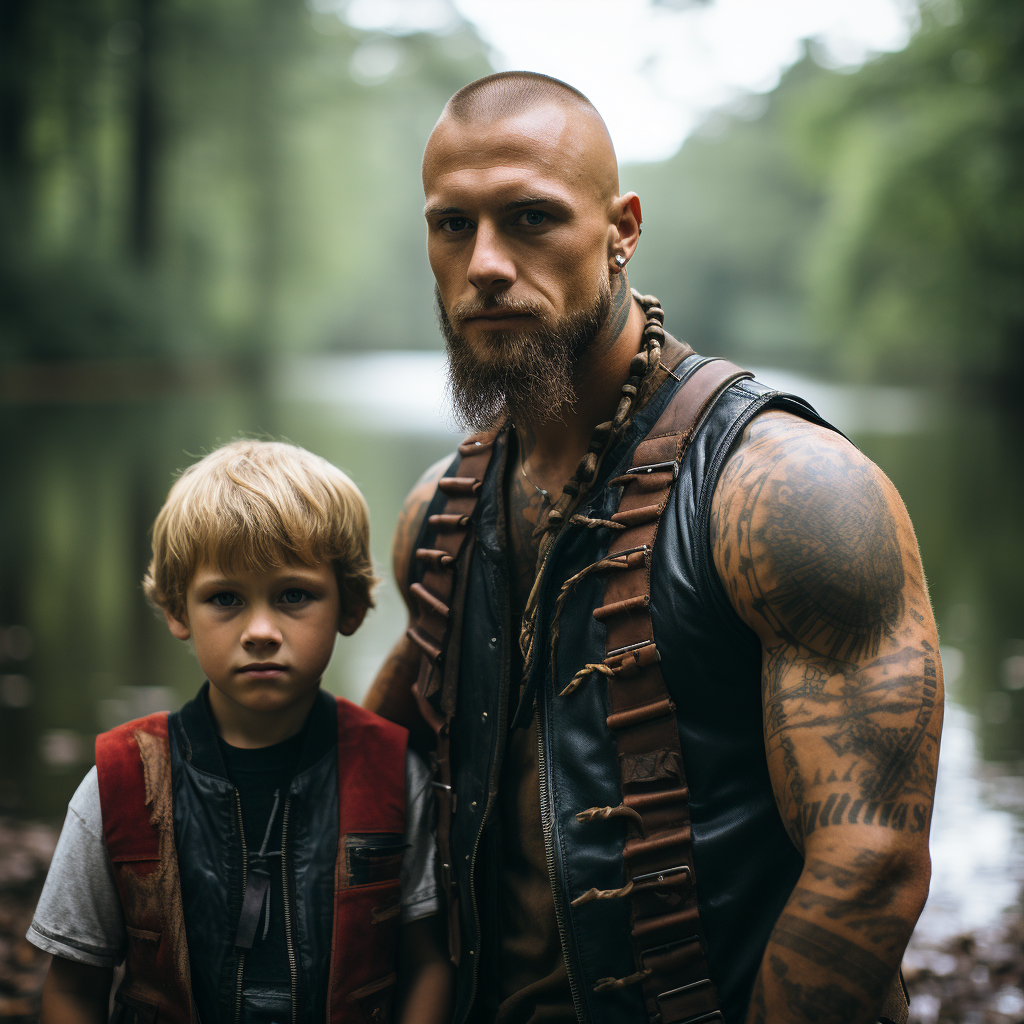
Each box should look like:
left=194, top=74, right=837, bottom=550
left=240, top=609, right=283, bottom=650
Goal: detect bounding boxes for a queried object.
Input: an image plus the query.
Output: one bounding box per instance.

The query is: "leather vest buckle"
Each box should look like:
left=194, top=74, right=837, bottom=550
left=625, top=460, right=679, bottom=480
left=631, top=864, right=690, bottom=887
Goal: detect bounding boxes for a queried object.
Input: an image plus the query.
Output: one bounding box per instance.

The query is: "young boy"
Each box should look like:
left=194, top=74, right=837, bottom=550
left=27, top=440, right=452, bottom=1024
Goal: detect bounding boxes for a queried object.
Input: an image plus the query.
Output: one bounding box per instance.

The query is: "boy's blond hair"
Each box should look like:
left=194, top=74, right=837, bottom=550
left=143, top=439, right=377, bottom=621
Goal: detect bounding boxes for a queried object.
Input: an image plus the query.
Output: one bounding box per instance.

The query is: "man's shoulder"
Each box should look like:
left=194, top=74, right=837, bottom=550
left=392, top=453, right=457, bottom=591
left=710, top=405, right=913, bottom=653
left=712, top=407, right=873, bottom=517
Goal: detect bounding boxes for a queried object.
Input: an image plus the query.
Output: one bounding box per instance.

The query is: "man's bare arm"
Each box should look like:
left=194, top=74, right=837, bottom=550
left=711, top=410, right=941, bottom=1024
left=40, top=957, right=112, bottom=1024
left=397, top=915, right=454, bottom=1024
left=363, top=456, right=451, bottom=733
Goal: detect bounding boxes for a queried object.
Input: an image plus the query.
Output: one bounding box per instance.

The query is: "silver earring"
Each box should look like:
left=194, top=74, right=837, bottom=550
left=614, top=254, right=626, bottom=268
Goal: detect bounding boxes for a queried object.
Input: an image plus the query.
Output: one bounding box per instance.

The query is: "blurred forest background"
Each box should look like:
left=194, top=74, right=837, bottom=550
left=0, top=0, right=1022, bottom=812
left=1, top=0, right=1024, bottom=1018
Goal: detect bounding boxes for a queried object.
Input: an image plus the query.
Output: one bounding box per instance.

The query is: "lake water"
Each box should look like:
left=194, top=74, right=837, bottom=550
left=1, top=352, right=1022, bottom=947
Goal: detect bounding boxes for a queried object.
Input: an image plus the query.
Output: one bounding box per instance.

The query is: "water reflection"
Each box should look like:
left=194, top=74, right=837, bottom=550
left=914, top=703, right=1024, bottom=944
left=2, top=355, right=1023, bottom=943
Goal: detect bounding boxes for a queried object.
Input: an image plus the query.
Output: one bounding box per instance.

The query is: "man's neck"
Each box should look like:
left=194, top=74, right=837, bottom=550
left=518, top=277, right=645, bottom=495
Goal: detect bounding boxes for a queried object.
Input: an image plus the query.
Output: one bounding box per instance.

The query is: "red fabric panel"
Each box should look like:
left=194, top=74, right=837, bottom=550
left=95, top=712, right=194, bottom=1023
left=95, top=712, right=168, bottom=864
left=336, top=698, right=407, bottom=834
left=329, top=698, right=409, bottom=1023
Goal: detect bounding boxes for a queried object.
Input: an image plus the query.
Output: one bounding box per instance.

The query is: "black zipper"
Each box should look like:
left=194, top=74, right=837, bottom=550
left=232, top=792, right=247, bottom=1024
left=280, top=794, right=298, bottom=1024
left=529, top=476, right=626, bottom=1023
left=537, top=685, right=585, bottom=1021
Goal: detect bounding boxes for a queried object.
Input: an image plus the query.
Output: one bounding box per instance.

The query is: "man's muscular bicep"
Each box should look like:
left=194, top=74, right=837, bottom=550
left=363, top=454, right=451, bottom=726
left=392, top=454, right=453, bottom=611
left=710, top=410, right=943, bottom=854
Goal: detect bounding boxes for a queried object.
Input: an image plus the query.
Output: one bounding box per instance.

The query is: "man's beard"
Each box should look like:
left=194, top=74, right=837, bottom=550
left=436, top=283, right=611, bottom=430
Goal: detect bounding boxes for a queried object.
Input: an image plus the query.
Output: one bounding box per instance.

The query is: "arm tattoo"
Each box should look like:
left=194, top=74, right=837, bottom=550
left=712, top=413, right=941, bottom=849
left=732, top=438, right=904, bottom=663
left=767, top=955, right=863, bottom=1024
left=771, top=915, right=892, bottom=992
left=715, top=414, right=939, bottom=1022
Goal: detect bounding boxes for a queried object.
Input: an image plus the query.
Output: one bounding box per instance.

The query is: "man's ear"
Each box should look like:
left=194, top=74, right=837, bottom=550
left=608, top=192, right=642, bottom=265
left=164, top=607, right=191, bottom=641
left=338, top=603, right=369, bottom=637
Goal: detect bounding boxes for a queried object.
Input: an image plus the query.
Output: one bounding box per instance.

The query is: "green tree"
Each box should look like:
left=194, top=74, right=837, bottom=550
left=798, top=0, right=1024, bottom=391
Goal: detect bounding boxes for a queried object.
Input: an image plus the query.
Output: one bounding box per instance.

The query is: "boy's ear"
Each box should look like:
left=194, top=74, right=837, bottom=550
left=338, top=602, right=368, bottom=637
left=164, top=607, right=192, bottom=641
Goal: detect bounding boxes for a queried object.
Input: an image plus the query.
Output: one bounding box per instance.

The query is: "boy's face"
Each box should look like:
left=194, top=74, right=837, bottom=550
left=165, top=560, right=365, bottom=724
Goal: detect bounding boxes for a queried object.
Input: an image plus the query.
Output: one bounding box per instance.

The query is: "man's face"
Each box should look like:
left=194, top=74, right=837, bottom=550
left=423, top=104, right=615, bottom=426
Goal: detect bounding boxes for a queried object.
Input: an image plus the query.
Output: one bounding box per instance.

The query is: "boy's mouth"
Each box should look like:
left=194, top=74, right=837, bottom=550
left=237, top=662, right=288, bottom=677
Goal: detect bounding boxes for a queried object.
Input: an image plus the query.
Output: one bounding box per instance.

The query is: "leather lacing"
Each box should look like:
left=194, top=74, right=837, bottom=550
left=576, top=803, right=646, bottom=834
left=569, top=514, right=625, bottom=530
left=549, top=545, right=650, bottom=690
left=593, top=968, right=653, bottom=994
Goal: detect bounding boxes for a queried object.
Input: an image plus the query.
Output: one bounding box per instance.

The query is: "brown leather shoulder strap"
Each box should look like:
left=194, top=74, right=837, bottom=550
left=572, top=357, right=751, bottom=1023
left=405, top=428, right=498, bottom=964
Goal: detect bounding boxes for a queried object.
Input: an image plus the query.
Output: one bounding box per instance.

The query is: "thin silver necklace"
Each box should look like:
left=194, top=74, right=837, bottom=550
left=514, top=425, right=550, bottom=504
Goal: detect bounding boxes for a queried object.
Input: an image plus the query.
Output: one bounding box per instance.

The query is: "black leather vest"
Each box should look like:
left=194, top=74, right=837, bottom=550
left=167, top=686, right=340, bottom=1024
left=414, top=354, right=836, bottom=1024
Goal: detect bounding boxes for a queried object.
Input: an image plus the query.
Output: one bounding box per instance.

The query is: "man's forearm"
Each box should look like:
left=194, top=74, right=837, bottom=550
left=40, top=957, right=112, bottom=1024
left=746, top=847, right=927, bottom=1023
left=397, top=916, right=454, bottom=1024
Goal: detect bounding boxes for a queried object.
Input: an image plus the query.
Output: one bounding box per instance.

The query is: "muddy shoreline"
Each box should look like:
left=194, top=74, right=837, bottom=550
left=2, top=816, right=1023, bottom=1022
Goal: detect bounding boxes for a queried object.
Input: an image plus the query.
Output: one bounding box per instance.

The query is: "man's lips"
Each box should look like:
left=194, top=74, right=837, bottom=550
left=462, top=310, right=534, bottom=323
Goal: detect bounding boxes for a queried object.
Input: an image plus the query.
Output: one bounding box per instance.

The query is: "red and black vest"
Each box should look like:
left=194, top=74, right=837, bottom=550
left=95, top=687, right=408, bottom=1024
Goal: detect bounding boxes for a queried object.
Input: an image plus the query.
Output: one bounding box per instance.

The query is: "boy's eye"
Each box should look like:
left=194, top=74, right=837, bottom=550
left=210, top=592, right=241, bottom=607
left=280, top=588, right=311, bottom=605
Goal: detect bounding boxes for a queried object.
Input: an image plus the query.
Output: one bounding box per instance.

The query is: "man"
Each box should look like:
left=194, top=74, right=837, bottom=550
left=365, top=71, right=941, bottom=1024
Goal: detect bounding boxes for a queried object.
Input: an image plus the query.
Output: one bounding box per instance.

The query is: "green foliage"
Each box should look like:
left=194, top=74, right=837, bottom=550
left=630, top=0, right=1024, bottom=391
left=625, top=60, right=825, bottom=370
left=0, top=0, right=491, bottom=360
left=797, top=0, right=1024, bottom=387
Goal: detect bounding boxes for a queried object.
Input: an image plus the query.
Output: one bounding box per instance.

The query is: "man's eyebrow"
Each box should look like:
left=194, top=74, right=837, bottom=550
left=424, top=205, right=467, bottom=218
left=502, top=195, right=566, bottom=212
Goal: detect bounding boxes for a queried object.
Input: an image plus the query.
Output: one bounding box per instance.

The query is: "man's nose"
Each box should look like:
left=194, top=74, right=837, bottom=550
left=467, top=220, right=516, bottom=294
left=241, top=607, right=282, bottom=650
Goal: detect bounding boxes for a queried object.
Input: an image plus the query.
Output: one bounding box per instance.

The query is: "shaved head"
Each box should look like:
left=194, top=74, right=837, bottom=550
left=429, top=71, right=620, bottom=201
left=445, top=71, right=595, bottom=125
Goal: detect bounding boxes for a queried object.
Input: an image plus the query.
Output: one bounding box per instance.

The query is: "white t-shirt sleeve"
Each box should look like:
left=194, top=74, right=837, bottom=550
left=399, top=750, right=439, bottom=924
left=26, top=766, right=127, bottom=967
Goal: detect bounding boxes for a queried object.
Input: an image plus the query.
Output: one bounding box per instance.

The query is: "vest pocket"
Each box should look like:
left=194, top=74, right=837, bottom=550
left=110, top=989, right=158, bottom=1024
left=347, top=972, right=396, bottom=1024
left=345, top=834, right=407, bottom=887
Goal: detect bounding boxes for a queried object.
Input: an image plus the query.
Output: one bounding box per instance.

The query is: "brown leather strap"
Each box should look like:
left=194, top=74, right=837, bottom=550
left=408, top=430, right=497, bottom=964
left=878, top=971, right=909, bottom=1024
left=585, top=357, right=751, bottom=1023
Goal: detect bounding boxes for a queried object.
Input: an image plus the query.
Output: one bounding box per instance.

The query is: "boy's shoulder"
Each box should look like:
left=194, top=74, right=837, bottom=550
left=336, top=694, right=409, bottom=742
